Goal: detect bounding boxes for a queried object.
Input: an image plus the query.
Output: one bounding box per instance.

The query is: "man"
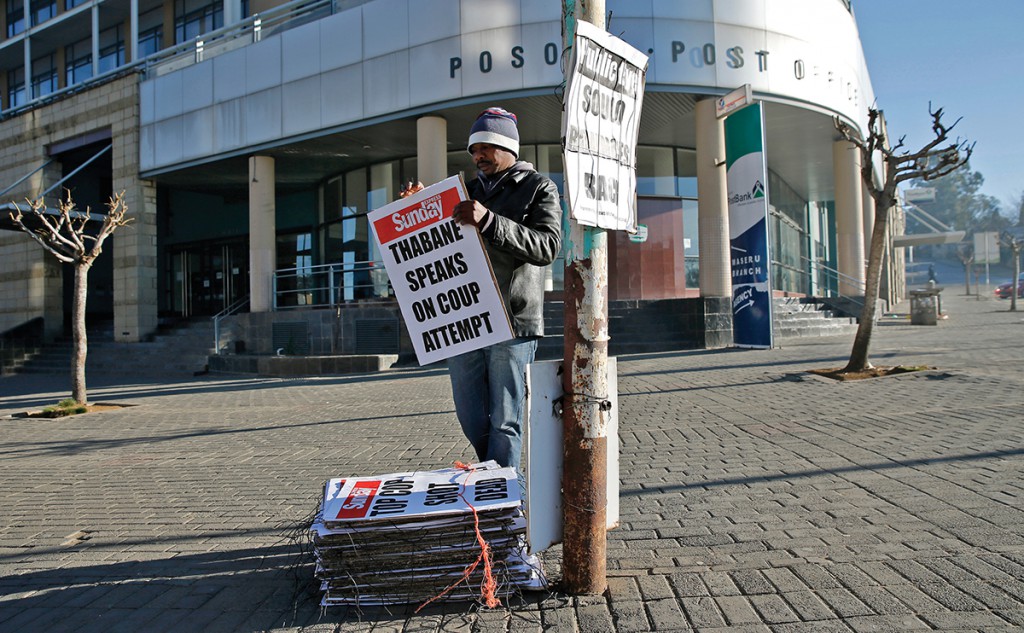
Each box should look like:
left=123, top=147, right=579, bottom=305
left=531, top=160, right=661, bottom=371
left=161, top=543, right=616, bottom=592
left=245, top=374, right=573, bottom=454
left=448, top=107, right=562, bottom=472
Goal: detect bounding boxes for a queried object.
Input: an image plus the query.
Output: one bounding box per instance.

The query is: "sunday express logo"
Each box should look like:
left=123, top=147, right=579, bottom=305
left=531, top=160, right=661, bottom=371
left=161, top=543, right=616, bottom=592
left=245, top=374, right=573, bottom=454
left=372, top=187, right=463, bottom=246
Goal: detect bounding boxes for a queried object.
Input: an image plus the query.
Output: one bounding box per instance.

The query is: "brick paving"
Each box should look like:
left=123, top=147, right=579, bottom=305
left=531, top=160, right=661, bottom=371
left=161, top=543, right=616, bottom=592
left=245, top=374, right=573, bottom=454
left=1, top=290, right=1023, bottom=632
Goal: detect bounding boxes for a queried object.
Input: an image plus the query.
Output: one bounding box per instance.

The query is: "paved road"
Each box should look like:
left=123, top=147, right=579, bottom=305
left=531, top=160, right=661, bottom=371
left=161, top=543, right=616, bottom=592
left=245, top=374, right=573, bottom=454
left=1, top=290, right=1023, bottom=632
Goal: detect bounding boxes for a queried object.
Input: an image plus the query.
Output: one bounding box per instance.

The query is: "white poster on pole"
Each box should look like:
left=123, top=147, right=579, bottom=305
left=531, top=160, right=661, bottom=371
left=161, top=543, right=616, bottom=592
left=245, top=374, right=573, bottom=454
left=524, top=358, right=619, bottom=554
left=368, top=175, right=513, bottom=365
left=562, top=20, right=649, bottom=232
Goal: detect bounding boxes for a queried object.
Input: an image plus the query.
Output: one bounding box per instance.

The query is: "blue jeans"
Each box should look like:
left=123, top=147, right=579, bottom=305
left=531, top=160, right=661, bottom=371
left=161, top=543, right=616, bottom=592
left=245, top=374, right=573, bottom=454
left=447, top=337, right=537, bottom=472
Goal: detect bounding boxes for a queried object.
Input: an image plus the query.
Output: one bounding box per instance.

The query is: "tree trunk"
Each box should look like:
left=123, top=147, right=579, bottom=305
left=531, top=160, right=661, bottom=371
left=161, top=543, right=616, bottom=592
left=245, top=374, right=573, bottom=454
left=844, top=196, right=891, bottom=372
left=72, top=262, right=89, bottom=404
left=1012, top=247, right=1021, bottom=312
left=963, top=263, right=971, bottom=295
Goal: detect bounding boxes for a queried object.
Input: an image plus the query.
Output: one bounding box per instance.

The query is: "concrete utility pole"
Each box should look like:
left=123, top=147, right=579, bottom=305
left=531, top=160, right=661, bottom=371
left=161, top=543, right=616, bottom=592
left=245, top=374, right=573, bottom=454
left=561, top=0, right=608, bottom=596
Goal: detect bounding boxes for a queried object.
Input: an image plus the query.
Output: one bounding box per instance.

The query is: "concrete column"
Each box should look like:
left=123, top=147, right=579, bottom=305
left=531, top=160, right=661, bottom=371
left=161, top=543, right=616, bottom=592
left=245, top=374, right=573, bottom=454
left=862, top=181, right=875, bottom=259
left=833, top=140, right=865, bottom=295
left=695, top=98, right=731, bottom=297
left=249, top=156, right=276, bottom=312
left=416, top=116, right=447, bottom=186
left=223, top=0, right=242, bottom=28
left=112, top=179, right=159, bottom=343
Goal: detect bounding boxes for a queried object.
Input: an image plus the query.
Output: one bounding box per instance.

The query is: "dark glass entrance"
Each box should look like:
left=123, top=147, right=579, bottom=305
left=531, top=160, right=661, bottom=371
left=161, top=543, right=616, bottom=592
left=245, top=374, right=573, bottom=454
left=170, top=241, right=248, bottom=317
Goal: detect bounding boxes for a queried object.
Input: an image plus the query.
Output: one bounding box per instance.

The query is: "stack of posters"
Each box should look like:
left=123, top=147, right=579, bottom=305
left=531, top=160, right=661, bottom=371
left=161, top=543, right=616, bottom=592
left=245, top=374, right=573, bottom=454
left=311, top=462, right=546, bottom=607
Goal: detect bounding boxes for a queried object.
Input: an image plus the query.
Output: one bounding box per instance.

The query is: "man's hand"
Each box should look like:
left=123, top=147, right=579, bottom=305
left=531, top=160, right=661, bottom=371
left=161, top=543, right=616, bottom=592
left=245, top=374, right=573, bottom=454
left=452, top=200, right=491, bottom=227
left=399, top=180, right=424, bottom=199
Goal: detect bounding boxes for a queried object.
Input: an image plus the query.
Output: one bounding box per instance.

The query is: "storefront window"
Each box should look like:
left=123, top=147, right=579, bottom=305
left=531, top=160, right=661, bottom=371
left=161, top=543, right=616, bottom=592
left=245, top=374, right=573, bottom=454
left=767, top=170, right=810, bottom=294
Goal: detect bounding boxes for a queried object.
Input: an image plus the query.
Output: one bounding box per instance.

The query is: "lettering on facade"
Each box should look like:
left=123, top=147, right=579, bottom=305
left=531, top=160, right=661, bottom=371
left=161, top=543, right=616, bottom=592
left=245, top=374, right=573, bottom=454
left=445, top=39, right=858, bottom=109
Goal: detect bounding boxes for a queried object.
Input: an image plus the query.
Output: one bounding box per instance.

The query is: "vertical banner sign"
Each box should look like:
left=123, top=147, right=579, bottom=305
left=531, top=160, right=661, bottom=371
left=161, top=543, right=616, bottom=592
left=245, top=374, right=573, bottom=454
left=368, top=175, right=513, bottom=365
left=724, top=102, right=774, bottom=349
left=563, top=19, right=649, bottom=232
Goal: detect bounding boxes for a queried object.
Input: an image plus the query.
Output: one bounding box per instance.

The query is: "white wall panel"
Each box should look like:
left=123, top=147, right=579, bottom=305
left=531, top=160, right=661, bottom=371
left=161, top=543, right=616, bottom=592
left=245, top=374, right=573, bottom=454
left=712, top=0, right=766, bottom=29
left=282, top=75, right=322, bottom=136
left=520, top=0, right=560, bottom=23
left=246, top=37, right=281, bottom=93
left=408, top=0, right=459, bottom=47
left=319, top=10, right=362, bottom=71
left=458, top=26, right=524, bottom=94
left=649, top=18, right=716, bottom=87
left=181, top=62, right=214, bottom=113
left=362, top=52, right=410, bottom=117
left=181, top=109, right=214, bottom=159
left=214, top=99, right=245, bottom=152
left=153, top=118, right=184, bottom=166
left=282, top=21, right=321, bottom=82
left=713, top=23, right=768, bottom=91
left=321, top=64, right=364, bottom=127
left=651, top=0, right=712, bottom=20
left=408, top=39, right=462, bottom=106
left=213, top=49, right=247, bottom=103
left=153, top=70, right=183, bottom=122
left=363, top=0, right=409, bottom=59
left=461, top=0, right=518, bottom=31
left=245, top=87, right=283, bottom=145
left=139, top=124, right=155, bottom=170
left=139, top=79, right=155, bottom=125
left=520, top=21, right=562, bottom=88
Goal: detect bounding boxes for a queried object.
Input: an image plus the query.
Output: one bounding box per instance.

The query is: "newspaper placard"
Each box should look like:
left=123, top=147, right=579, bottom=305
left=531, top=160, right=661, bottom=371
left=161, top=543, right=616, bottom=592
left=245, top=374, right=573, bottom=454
left=368, top=175, right=513, bottom=365
left=562, top=19, right=649, bottom=232
left=321, top=462, right=519, bottom=524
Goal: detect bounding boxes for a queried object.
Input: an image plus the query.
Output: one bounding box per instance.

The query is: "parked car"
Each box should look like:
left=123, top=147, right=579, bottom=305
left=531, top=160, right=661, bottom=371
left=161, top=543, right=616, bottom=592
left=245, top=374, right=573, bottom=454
left=995, top=273, right=1024, bottom=299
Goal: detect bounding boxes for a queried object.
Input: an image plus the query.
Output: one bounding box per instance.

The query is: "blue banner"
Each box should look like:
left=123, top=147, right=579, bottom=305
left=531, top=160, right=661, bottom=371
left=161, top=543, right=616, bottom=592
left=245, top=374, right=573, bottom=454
left=725, top=102, right=773, bottom=349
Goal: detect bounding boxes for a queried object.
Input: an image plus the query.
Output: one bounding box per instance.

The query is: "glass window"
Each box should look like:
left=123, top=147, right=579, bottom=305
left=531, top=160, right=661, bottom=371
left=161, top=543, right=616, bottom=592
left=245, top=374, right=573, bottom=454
left=675, top=149, right=698, bottom=198
left=6, top=0, right=24, bottom=37
left=7, top=67, right=25, bottom=108
left=636, top=147, right=675, bottom=196
left=31, top=54, right=56, bottom=99
left=99, top=25, right=125, bottom=73
left=175, top=0, right=224, bottom=43
left=65, top=39, right=93, bottom=86
left=30, top=0, right=55, bottom=25
left=138, top=26, right=164, bottom=58
left=65, top=0, right=88, bottom=8
left=138, top=8, right=164, bottom=58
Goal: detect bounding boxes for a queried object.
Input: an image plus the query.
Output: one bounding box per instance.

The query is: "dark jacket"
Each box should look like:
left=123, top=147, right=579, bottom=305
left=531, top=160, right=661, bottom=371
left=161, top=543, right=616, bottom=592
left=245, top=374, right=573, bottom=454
left=469, top=162, right=562, bottom=338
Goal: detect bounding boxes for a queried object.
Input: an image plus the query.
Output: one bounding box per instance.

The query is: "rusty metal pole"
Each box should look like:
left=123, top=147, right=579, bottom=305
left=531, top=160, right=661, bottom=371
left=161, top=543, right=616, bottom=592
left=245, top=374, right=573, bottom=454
left=561, top=0, right=608, bottom=596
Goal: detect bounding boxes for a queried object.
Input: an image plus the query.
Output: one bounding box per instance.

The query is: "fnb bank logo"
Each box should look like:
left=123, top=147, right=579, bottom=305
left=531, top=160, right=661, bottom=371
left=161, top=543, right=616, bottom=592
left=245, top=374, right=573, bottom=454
left=373, top=187, right=461, bottom=245
left=333, top=480, right=382, bottom=519
left=728, top=181, right=765, bottom=205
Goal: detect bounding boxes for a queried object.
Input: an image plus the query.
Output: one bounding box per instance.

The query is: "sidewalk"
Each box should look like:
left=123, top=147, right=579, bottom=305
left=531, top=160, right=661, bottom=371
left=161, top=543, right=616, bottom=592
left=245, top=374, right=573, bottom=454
left=1, top=290, right=1023, bottom=632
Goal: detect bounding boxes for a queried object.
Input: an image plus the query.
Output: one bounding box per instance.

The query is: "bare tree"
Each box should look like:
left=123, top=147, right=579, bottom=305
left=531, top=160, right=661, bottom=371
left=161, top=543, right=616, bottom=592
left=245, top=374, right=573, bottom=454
left=1000, top=230, right=1023, bottom=312
left=835, top=106, right=972, bottom=373
left=9, top=191, right=130, bottom=404
left=955, top=243, right=974, bottom=296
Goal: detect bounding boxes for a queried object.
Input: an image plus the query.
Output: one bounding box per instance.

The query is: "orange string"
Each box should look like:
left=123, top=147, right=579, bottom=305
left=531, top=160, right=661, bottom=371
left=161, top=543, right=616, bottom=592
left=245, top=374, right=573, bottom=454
left=415, top=461, right=501, bottom=612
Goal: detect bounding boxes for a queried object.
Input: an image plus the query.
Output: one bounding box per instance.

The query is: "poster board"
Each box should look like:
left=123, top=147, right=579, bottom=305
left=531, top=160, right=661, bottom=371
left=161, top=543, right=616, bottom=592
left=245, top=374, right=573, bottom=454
left=562, top=19, right=649, bottom=232
left=524, top=358, right=619, bottom=554
left=725, top=102, right=774, bottom=349
left=368, top=175, right=513, bottom=365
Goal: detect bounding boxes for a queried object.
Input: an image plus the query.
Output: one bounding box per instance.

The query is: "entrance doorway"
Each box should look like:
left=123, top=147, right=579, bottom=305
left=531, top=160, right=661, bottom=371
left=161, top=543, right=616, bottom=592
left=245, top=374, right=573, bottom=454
left=171, top=242, right=248, bottom=317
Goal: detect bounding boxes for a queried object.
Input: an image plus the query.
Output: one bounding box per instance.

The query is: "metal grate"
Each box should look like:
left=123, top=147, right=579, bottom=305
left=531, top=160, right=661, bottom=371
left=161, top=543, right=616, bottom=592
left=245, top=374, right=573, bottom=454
left=355, top=318, right=399, bottom=354
left=272, top=322, right=310, bottom=355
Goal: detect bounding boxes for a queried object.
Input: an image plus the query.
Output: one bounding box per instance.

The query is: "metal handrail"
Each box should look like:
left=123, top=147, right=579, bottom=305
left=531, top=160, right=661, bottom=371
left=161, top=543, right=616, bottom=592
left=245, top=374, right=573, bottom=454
left=797, top=254, right=866, bottom=294
left=212, top=295, right=250, bottom=355
left=273, top=259, right=393, bottom=310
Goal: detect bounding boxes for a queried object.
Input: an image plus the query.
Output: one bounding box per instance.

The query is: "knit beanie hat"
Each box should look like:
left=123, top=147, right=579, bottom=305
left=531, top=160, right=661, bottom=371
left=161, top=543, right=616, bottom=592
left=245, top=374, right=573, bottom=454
left=467, top=107, right=520, bottom=157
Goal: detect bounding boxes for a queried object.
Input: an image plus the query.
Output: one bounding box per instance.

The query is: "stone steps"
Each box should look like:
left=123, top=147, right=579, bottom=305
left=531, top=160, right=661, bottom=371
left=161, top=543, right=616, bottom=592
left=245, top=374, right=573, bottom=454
left=15, top=320, right=215, bottom=378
